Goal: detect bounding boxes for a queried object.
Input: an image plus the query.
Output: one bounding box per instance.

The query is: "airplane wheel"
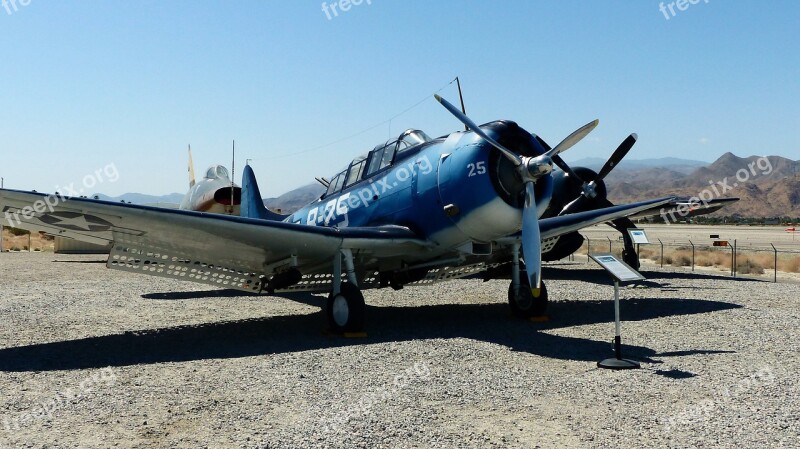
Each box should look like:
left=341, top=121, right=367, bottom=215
left=508, top=278, right=548, bottom=318
left=622, top=249, right=640, bottom=270
left=326, top=283, right=366, bottom=333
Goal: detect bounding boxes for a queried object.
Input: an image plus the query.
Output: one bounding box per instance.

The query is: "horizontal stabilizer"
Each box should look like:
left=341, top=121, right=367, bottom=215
left=241, top=165, right=289, bottom=221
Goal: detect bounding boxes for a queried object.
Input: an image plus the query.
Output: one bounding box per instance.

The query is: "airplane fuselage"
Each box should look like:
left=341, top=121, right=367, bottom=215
left=287, top=122, right=556, bottom=255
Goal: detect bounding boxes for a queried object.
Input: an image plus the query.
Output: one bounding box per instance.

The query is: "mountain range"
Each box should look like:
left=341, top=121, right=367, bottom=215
left=602, top=153, right=800, bottom=218
left=94, top=153, right=800, bottom=218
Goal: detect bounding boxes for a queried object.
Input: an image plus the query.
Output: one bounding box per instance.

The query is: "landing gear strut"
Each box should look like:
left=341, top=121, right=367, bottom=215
left=508, top=243, right=549, bottom=318
left=612, top=217, right=640, bottom=270
left=325, top=249, right=366, bottom=333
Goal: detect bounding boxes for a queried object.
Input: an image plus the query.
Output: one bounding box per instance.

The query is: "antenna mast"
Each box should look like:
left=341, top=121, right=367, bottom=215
left=455, top=76, right=468, bottom=132
left=230, top=140, right=235, bottom=214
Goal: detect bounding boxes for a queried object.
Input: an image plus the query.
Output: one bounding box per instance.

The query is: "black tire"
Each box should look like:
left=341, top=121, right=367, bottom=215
left=326, top=283, right=366, bottom=333
left=508, top=277, right=548, bottom=318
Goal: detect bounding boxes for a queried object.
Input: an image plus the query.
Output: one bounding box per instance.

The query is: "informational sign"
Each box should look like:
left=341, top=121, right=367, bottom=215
left=710, top=234, right=720, bottom=239
left=627, top=228, right=650, bottom=245
left=590, top=254, right=645, bottom=282
left=713, top=241, right=729, bottom=247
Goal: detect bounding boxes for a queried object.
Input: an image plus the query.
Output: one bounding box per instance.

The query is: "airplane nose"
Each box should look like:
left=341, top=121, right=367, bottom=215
left=214, top=186, right=242, bottom=206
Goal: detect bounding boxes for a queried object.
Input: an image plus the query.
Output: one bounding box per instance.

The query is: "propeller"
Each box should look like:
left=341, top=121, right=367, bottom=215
left=434, top=94, right=598, bottom=293
left=557, top=133, right=637, bottom=216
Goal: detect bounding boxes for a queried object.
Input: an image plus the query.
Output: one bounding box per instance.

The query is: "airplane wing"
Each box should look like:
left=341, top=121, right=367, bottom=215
left=0, top=189, right=429, bottom=292
left=627, top=197, right=739, bottom=221
left=538, top=197, right=674, bottom=240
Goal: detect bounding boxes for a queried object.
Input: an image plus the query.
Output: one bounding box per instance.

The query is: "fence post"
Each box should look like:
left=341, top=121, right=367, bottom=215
left=690, top=240, right=695, bottom=271
left=658, top=238, right=664, bottom=268
left=587, top=238, right=591, bottom=262
left=28, top=232, right=31, bottom=252
left=607, top=237, right=612, bottom=253
left=771, top=243, right=777, bottom=283
left=729, top=243, right=735, bottom=277
left=733, top=239, right=737, bottom=278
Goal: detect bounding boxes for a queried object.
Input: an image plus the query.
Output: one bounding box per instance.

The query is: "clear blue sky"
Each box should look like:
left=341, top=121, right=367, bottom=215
left=1, top=1, right=798, bottom=197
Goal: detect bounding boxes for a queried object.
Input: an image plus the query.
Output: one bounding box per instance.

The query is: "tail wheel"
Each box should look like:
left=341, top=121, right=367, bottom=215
left=508, top=277, right=548, bottom=318
left=326, top=283, right=366, bottom=333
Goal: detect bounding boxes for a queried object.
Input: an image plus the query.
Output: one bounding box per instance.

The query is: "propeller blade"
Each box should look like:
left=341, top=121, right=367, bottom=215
left=434, top=94, right=522, bottom=166
left=521, top=182, right=542, bottom=291
left=596, top=133, right=637, bottom=180
left=545, top=119, right=599, bottom=158
left=551, top=154, right=586, bottom=184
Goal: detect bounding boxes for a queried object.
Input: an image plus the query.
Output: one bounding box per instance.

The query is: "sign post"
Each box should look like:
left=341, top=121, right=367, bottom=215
left=627, top=228, right=650, bottom=262
left=590, top=254, right=645, bottom=370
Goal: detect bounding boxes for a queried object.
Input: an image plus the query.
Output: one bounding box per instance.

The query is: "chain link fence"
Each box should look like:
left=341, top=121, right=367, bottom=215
left=579, top=237, right=800, bottom=283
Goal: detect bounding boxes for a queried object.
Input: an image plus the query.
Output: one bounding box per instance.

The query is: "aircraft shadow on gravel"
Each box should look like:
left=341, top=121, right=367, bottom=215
left=541, top=265, right=765, bottom=284
left=0, top=293, right=739, bottom=373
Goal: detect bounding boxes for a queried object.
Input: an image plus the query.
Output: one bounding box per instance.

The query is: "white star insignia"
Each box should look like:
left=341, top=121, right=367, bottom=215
left=53, top=214, right=93, bottom=231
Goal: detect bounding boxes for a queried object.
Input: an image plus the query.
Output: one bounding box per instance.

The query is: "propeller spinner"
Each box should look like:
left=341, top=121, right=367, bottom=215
left=434, top=94, right=598, bottom=293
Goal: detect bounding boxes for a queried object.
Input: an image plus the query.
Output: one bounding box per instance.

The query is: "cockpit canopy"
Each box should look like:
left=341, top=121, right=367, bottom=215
left=324, top=129, right=432, bottom=197
left=205, top=165, right=230, bottom=180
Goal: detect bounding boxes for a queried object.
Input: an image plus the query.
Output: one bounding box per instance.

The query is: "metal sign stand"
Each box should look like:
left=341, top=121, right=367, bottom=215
left=590, top=254, right=644, bottom=370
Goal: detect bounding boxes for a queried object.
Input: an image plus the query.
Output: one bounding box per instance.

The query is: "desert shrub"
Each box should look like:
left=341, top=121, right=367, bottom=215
left=749, top=253, right=776, bottom=270
left=674, top=254, right=692, bottom=267
left=638, top=248, right=656, bottom=259
left=780, top=256, right=800, bottom=273
left=7, top=227, right=29, bottom=236
left=663, top=255, right=673, bottom=265
left=34, top=248, right=41, bottom=252
left=695, top=255, right=714, bottom=267
left=10, top=246, right=20, bottom=251
left=736, top=255, right=765, bottom=275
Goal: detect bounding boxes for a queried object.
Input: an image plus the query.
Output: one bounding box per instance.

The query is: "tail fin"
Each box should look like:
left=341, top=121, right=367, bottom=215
left=188, top=145, right=196, bottom=188
left=241, top=164, right=289, bottom=221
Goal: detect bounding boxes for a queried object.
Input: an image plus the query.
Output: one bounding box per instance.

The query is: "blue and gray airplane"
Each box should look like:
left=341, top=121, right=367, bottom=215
left=2, top=96, right=699, bottom=333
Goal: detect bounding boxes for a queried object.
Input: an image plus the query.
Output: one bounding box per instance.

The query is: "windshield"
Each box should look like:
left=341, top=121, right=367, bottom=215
left=322, top=129, right=432, bottom=197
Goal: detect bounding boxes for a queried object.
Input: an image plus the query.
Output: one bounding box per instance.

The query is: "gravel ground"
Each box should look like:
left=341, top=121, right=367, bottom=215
left=1, top=252, right=799, bottom=448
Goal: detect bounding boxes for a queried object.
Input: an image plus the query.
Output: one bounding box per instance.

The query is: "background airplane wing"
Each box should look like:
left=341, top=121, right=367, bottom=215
left=0, top=190, right=428, bottom=290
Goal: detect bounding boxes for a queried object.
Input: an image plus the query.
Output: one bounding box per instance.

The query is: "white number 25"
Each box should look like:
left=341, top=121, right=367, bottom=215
left=467, top=161, right=486, bottom=177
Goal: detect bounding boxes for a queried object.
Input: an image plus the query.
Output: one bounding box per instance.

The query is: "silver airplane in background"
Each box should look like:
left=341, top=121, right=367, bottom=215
left=179, top=146, right=241, bottom=215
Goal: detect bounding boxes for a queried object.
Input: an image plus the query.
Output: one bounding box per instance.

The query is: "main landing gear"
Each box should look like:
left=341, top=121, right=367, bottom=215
left=327, top=283, right=365, bottom=332
left=508, top=276, right=549, bottom=318
left=325, top=249, right=366, bottom=333
left=507, top=243, right=549, bottom=319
